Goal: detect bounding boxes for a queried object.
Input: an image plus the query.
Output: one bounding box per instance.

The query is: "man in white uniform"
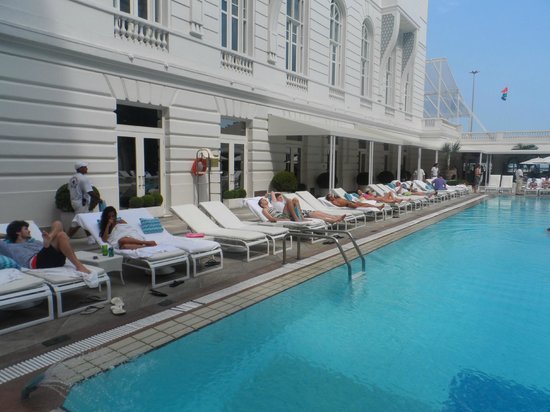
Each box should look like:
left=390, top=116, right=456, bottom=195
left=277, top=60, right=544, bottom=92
left=67, top=161, right=102, bottom=243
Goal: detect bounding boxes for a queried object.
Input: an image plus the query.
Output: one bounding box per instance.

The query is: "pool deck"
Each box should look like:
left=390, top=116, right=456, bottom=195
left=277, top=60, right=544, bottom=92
left=0, top=194, right=487, bottom=411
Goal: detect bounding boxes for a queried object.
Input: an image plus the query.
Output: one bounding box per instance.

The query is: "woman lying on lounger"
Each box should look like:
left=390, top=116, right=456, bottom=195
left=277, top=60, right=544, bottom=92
left=258, top=193, right=345, bottom=224
left=100, top=206, right=157, bottom=249
left=356, top=189, right=404, bottom=204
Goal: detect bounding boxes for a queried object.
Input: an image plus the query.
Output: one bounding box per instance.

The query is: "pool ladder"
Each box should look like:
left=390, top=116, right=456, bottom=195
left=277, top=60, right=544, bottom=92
left=282, top=229, right=366, bottom=279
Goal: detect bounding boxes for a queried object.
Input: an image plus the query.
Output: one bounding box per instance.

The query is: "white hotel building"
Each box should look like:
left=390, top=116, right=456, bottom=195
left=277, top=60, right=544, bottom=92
left=0, top=0, right=480, bottom=224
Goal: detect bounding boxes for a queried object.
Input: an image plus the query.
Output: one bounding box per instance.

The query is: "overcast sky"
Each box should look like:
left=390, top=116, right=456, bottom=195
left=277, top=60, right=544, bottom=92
left=426, top=0, right=550, bottom=132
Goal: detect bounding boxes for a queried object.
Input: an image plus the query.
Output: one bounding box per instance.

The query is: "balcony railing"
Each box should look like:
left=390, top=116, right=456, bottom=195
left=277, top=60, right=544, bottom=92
left=286, top=73, right=308, bottom=91
left=461, top=130, right=550, bottom=141
left=221, top=50, right=253, bottom=75
left=329, top=87, right=345, bottom=101
left=114, top=12, right=169, bottom=51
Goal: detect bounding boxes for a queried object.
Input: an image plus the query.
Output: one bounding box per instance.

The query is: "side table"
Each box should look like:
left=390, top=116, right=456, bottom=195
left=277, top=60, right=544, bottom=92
left=76, top=251, right=125, bottom=285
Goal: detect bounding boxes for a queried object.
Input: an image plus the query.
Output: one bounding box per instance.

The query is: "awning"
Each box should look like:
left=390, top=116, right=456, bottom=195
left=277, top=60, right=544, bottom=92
left=268, top=114, right=419, bottom=146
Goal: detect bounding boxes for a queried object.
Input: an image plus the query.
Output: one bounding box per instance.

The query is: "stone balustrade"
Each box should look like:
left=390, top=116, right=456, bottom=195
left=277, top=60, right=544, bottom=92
left=114, top=13, right=169, bottom=51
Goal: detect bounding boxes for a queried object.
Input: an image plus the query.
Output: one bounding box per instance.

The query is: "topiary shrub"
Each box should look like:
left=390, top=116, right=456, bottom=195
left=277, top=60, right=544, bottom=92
left=271, top=171, right=298, bottom=192
left=152, top=192, right=164, bottom=206
left=55, top=183, right=101, bottom=212
left=356, top=172, right=369, bottom=186
left=316, top=172, right=338, bottom=189
left=129, top=196, right=143, bottom=208
left=142, top=194, right=155, bottom=207
left=223, top=188, right=247, bottom=199
left=376, top=170, right=395, bottom=184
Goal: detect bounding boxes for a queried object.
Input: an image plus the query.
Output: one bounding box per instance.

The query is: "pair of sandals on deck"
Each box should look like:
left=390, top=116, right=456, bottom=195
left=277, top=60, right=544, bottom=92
left=80, top=296, right=126, bottom=315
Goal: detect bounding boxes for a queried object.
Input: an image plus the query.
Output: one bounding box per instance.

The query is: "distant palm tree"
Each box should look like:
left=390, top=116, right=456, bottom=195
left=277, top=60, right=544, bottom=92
left=512, top=143, right=539, bottom=150
left=441, top=141, right=461, bottom=170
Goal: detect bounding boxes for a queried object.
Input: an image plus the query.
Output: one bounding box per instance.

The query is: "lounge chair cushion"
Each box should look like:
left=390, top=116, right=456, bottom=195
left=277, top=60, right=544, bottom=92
left=0, top=254, right=20, bottom=270
left=139, top=217, right=164, bottom=234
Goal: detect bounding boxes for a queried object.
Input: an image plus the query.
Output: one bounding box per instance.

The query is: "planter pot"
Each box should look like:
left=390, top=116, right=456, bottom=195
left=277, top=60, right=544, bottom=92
left=223, top=198, right=244, bottom=209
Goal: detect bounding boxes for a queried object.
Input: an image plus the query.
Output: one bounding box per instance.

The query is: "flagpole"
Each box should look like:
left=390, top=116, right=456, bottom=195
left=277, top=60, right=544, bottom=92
left=468, top=70, right=479, bottom=133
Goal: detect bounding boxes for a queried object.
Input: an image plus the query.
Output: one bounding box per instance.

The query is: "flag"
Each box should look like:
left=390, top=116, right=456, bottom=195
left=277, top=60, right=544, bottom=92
left=501, top=87, right=508, bottom=101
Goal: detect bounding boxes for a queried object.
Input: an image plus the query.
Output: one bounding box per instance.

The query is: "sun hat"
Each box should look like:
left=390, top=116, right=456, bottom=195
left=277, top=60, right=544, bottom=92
left=74, top=161, right=88, bottom=170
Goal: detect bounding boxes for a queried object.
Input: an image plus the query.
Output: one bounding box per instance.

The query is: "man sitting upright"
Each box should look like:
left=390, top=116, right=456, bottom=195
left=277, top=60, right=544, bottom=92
left=4, top=220, right=91, bottom=273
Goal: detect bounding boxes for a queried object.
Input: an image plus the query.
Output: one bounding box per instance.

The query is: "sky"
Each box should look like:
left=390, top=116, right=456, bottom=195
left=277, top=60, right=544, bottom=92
left=426, top=0, right=550, bottom=132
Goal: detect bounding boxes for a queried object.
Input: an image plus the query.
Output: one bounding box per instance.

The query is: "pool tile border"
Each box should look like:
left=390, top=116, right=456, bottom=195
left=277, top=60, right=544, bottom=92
left=0, top=196, right=484, bottom=387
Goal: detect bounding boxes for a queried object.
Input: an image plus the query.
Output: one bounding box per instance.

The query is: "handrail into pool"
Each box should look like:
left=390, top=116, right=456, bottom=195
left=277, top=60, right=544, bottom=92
left=282, top=229, right=366, bottom=279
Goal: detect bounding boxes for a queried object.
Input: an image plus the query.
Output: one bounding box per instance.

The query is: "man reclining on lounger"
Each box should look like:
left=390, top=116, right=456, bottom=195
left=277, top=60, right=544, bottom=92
left=259, top=192, right=345, bottom=224
left=2, top=220, right=91, bottom=273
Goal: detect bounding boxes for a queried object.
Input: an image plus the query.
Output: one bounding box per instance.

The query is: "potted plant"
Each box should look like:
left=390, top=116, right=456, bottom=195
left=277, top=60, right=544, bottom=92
left=376, top=170, right=395, bottom=184
left=441, top=141, right=461, bottom=180
left=222, top=188, right=247, bottom=208
left=316, top=172, right=338, bottom=196
left=271, top=171, right=298, bottom=192
left=356, top=172, right=369, bottom=192
left=55, top=183, right=101, bottom=236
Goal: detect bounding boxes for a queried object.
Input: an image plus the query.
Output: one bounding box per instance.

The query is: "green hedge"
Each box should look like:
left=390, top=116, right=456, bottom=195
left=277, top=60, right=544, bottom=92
left=271, top=171, right=298, bottom=192
left=223, top=188, right=247, bottom=199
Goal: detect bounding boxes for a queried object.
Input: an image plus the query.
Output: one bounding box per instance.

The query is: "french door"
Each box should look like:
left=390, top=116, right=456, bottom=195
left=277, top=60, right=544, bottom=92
left=117, top=128, right=165, bottom=210
left=220, top=141, right=245, bottom=199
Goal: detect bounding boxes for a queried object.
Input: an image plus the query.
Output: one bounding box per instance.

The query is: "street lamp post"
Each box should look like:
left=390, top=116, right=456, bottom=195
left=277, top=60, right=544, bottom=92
left=469, top=70, right=479, bottom=133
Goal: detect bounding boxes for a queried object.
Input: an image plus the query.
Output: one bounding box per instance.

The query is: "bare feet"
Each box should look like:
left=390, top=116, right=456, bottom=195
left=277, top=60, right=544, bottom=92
left=76, top=264, right=91, bottom=274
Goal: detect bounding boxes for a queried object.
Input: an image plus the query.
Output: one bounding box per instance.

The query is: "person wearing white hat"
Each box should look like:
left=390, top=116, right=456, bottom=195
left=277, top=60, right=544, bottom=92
left=67, top=162, right=102, bottom=243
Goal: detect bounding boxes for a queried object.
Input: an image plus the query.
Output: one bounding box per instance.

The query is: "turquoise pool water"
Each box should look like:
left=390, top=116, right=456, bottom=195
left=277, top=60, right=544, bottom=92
left=65, top=197, right=550, bottom=411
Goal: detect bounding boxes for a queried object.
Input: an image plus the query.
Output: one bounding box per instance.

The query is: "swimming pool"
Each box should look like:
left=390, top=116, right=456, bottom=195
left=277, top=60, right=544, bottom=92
left=65, top=197, right=550, bottom=411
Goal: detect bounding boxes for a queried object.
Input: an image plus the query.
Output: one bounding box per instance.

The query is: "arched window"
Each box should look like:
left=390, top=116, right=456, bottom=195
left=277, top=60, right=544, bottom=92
left=360, top=19, right=373, bottom=97
left=329, top=1, right=343, bottom=87
left=221, top=0, right=249, bottom=53
left=286, top=0, right=304, bottom=73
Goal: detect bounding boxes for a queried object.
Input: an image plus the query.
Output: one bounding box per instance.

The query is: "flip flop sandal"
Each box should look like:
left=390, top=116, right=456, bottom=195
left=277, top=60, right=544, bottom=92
left=150, top=289, right=168, bottom=297
left=82, top=295, right=104, bottom=303
left=169, top=280, right=185, bottom=288
left=204, top=260, right=220, bottom=267
left=110, top=305, right=126, bottom=315
left=80, top=305, right=104, bottom=315
left=110, top=297, right=125, bottom=307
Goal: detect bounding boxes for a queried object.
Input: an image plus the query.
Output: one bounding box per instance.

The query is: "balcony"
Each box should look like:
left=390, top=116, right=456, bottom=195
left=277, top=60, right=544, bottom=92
left=221, top=50, right=253, bottom=75
left=113, top=12, right=169, bottom=51
left=286, top=73, right=308, bottom=91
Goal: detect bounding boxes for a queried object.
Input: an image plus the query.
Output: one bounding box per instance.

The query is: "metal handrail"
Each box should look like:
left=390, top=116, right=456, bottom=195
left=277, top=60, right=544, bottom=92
left=282, top=229, right=366, bottom=279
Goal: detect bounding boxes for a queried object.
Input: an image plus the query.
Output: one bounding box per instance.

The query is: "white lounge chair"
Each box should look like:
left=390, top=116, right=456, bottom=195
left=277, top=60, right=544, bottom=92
left=484, top=175, right=501, bottom=193
left=243, top=197, right=327, bottom=230
left=366, top=185, right=412, bottom=215
left=0, top=268, right=54, bottom=335
left=330, top=188, right=389, bottom=220
left=199, top=201, right=291, bottom=255
left=500, top=175, right=513, bottom=193
left=285, top=192, right=366, bottom=230
left=0, top=221, right=111, bottom=317
left=76, top=209, right=222, bottom=284
left=171, top=204, right=270, bottom=262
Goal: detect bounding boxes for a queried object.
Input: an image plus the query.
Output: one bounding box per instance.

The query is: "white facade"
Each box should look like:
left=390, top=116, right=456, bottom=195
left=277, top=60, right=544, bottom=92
left=0, top=0, right=450, bottom=225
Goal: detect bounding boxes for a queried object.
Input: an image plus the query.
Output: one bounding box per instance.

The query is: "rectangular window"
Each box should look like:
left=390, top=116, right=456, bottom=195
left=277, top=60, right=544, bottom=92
left=285, top=0, right=303, bottom=73
left=221, top=117, right=247, bottom=135
left=221, top=0, right=247, bottom=53
left=116, top=0, right=159, bottom=23
left=116, top=105, right=162, bottom=128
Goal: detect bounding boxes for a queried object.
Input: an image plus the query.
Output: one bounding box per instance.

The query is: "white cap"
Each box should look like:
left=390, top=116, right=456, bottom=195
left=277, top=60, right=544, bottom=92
left=74, top=161, right=88, bottom=170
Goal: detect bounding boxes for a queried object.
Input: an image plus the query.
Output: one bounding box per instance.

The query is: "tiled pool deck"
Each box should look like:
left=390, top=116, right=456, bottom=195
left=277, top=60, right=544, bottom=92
left=0, top=195, right=486, bottom=411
